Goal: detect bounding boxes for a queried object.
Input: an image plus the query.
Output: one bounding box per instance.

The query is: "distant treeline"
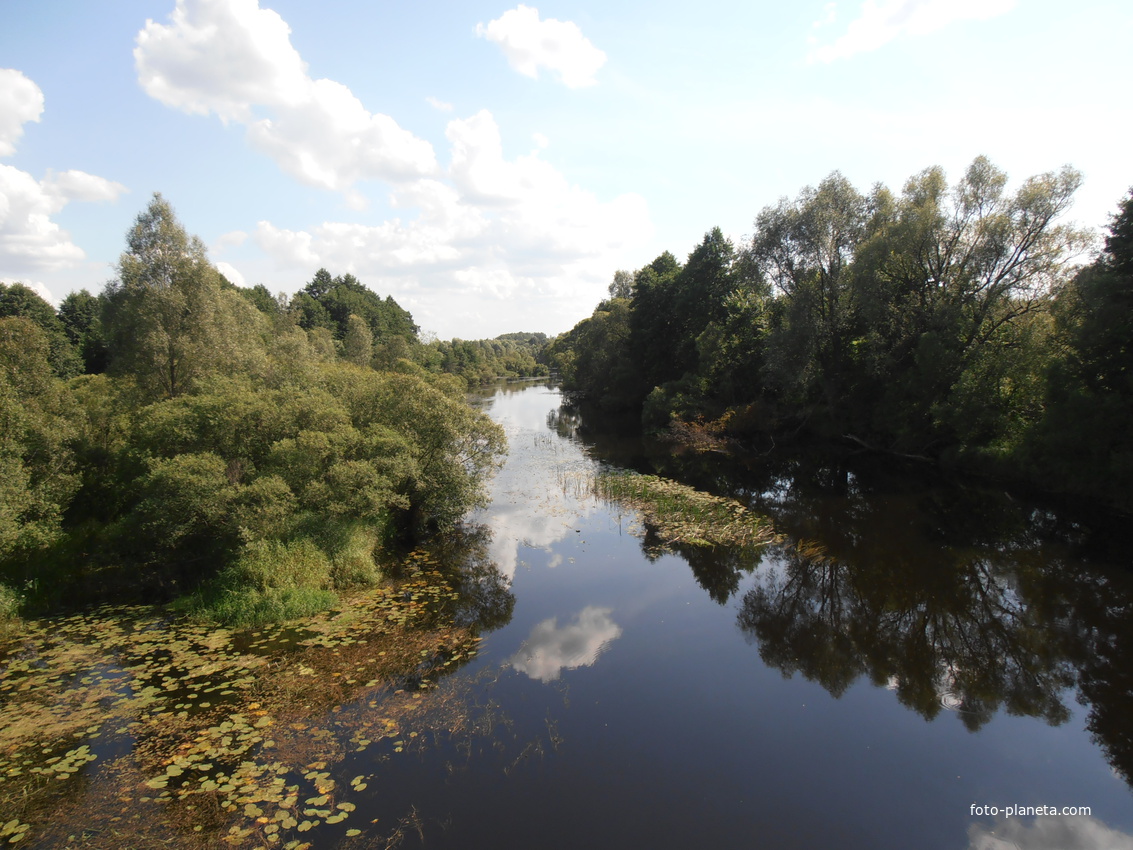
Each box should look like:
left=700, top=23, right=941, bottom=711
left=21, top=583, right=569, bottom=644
left=0, top=193, right=516, bottom=627
left=546, top=157, right=1133, bottom=512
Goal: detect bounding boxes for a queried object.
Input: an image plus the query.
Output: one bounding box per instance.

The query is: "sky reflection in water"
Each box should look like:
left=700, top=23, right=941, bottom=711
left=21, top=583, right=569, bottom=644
left=429, top=381, right=1133, bottom=850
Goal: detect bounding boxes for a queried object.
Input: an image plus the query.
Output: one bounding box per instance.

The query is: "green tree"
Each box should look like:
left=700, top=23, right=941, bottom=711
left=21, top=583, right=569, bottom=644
left=0, top=282, right=83, bottom=378
left=0, top=318, right=78, bottom=561
left=342, top=314, right=374, bottom=367
left=854, top=157, right=1086, bottom=451
left=102, top=194, right=267, bottom=398
left=747, top=173, right=872, bottom=420
left=58, top=289, right=109, bottom=373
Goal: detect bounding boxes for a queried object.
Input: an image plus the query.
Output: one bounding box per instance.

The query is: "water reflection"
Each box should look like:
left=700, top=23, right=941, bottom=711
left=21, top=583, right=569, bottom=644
left=507, top=606, right=622, bottom=682
left=427, top=522, right=516, bottom=633
left=736, top=542, right=1079, bottom=730
left=967, top=815, right=1133, bottom=849
left=563, top=395, right=1133, bottom=782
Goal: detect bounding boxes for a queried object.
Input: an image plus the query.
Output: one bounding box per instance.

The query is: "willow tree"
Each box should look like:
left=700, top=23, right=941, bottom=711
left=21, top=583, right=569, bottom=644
left=102, top=194, right=265, bottom=398
left=852, top=157, right=1088, bottom=450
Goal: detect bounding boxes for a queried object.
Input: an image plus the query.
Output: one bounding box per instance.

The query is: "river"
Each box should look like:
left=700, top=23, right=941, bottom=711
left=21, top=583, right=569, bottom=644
left=343, top=379, right=1133, bottom=849
left=3, top=379, right=1132, bottom=849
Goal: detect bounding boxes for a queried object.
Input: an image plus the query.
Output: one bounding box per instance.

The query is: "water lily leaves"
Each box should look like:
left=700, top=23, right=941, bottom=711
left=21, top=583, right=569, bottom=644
left=0, top=553, right=486, bottom=848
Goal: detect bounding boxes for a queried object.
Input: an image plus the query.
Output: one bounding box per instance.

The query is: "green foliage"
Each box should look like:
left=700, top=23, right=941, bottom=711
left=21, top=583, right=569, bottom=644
left=102, top=194, right=268, bottom=399
left=0, top=318, right=79, bottom=562
left=58, top=289, right=108, bottom=373
left=291, top=268, right=418, bottom=346
left=177, top=538, right=338, bottom=626
left=1, top=195, right=509, bottom=621
left=0, top=282, right=83, bottom=378
left=342, top=314, right=374, bottom=367
left=1026, top=187, right=1133, bottom=509
left=551, top=157, right=1123, bottom=508
left=428, top=333, right=550, bottom=386
left=0, top=582, right=21, bottom=636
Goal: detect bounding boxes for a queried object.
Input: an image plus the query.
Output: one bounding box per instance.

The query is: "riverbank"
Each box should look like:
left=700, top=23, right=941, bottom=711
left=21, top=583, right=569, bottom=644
left=0, top=550, right=482, bottom=849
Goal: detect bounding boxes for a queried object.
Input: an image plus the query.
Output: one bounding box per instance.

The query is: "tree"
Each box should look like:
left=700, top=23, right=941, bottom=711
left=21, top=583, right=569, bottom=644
left=0, top=282, right=83, bottom=378
left=746, top=173, right=872, bottom=418
left=0, top=318, right=78, bottom=561
left=342, top=314, right=374, bottom=367
left=607, top=270, right=633, bottom=299
left=58, top=289, right=109, bottom=373
left=854, top=157, right=1087, bottom=450
left=102, top=194, right=266, bottom=398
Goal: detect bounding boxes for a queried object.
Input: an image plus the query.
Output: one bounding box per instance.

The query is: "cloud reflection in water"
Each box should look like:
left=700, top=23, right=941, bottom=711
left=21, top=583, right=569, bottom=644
left=508, top=606, right=622, bottom=682
left=968, top=815, right=1133, bottom=849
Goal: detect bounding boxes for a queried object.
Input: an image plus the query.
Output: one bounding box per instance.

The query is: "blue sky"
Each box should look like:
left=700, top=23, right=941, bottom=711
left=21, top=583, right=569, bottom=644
left=1, top=0, right=1130, bottom=339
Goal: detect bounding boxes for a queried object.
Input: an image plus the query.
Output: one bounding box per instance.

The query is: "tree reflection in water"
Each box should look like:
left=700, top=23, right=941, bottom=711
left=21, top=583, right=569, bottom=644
left=561, top=394, right=1133, bottom=787
left=609, top=436, right=1133, bottom=781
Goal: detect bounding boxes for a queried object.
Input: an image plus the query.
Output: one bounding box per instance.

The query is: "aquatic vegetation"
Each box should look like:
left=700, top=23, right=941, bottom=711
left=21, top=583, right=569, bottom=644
left=0, top=550, right=485, bottom=848
left=593, top=469, right=778, bottom=553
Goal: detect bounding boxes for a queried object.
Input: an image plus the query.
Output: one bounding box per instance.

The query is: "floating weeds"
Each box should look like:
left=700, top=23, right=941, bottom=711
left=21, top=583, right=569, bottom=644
left=0, top=549, right=484, bottom=848
left=593, top=470, right=779, bottom=553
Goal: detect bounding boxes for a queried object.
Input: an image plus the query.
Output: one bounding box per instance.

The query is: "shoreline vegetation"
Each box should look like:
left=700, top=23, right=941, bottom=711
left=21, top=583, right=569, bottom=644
left=0, top=193, right=525, bottom=636
left=547, top=160, right=1133, bottom=517
left=0, top=549, right=490, bottom=849
left=593, top=469, right=778, bottom=554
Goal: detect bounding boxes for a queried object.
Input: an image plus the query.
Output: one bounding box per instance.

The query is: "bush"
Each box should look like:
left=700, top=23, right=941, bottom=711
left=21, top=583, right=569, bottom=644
left=0, top=582, right=21, bottom=637
left=176, top=538, right=337, bottom=626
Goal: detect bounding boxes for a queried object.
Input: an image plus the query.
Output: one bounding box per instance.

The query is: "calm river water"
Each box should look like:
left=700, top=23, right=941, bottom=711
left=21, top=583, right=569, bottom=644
left=351, top=380, right=1133, bottom=849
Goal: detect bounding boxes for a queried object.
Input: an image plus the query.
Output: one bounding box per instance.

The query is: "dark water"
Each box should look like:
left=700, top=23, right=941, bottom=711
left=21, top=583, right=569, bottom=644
left=333, top=380, right=1133, bottom=849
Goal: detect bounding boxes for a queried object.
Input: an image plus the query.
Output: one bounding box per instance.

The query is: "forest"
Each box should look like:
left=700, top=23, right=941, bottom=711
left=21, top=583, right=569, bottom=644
left=546, top=157, right=1133, bottom=514
left=0, top=194, right=547, bottom=629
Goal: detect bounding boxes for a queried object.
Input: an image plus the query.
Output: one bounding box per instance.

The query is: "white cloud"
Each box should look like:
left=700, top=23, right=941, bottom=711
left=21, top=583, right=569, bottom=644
left=0, top=164, right=126, bottom=275
left=476, top=5, right=606, bottom=88
left=0, top=69, right=45, bottom=157
left=133, top=4, right=647, bottom=337
left=212, top=230, right=249, bottom=252
left=0, top=278, right=58, bottom=307
left=808, top=0, right=1016, bottom=63
left=508, top=606, right=622, bottom=682
left=426, top=96, right=454, bottom=112
left=215, top=261, right=246, bottom=287
left=252, top=108, right=651, bottom=337
left=135, top=0, right=438, bottom=192
left=0, top=73, right=127, bottom=277
left=968, top=815, right=1133, bottom=850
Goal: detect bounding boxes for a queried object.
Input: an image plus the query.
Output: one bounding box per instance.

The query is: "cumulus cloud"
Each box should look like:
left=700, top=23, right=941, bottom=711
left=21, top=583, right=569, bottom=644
left=135, top=0, right=438, bottom=192
left=252, top=108, right=651, bottom=336
left=133, top=3, right=647, bottom=336
left=476, top=5, right=606, bottom=88
left=0, top=69, right=45, bottom=157
left=0, top=72, right=127, bottom=276
left=426, top=96, right=454, bottom=112
left=808, top=0, right=1016, bottom=63
left=215, top=261, right=246, bottom=287
left=508, top=606, right=622, bottom=682
left=0, top=278, right=58, bottom=307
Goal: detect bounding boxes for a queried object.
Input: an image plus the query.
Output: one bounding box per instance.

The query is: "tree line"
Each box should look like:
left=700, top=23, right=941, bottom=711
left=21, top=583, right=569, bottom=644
left=546, top=157, right=1132, bottom=512
left=0, top=194, right=511, bottom=627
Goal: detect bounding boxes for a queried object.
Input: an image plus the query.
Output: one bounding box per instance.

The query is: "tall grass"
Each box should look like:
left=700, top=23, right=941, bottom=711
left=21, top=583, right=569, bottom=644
left=594, top=470, right=778, bottom=553
left=175, top=538, right=339, bottom=627
left=0, top=582, right=22, bottom=639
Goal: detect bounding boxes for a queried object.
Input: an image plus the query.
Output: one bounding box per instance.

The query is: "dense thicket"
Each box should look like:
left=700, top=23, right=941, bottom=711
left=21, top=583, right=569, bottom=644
left=549, top=159, right=1130, bottom=511
left=0, top=194, right=506, bottom=625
